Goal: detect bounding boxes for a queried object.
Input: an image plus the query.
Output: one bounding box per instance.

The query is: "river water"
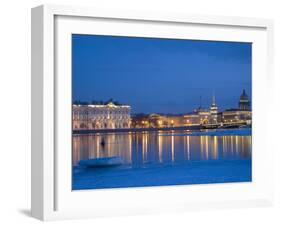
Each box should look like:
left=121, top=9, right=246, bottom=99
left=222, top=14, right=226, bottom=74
left=73, top=129, right=252, bottom=167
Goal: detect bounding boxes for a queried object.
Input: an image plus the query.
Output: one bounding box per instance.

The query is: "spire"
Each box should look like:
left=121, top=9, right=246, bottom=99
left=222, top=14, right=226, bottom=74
left=212, top=90, right=216, bottom=105
left=210, top=90, right=218, bottom=113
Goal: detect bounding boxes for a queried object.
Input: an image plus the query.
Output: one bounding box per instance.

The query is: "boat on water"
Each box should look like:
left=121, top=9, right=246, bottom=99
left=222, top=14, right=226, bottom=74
left=79, top=156, right=124, bottom=168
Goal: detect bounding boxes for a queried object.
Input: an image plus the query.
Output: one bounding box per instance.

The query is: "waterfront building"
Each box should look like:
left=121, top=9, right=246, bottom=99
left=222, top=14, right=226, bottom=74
left=145, top=114, right=185, bottom=128
left=222, top=109, right=251, bottom=124
left=210, top=94, right=219, bottom=124
left=167, top=115, right=186, bottom=127
left=148, top=114, right=168, bottom=128
left=131, top=114, right=185, bottom=128
left=73, top=102, right=131, bottom=130
left=184, top=107, right=211, bottom=125
left=74, top=89, right=251, bottom=130
left=222, top=90, right=251, bottom=125
left=132, top=114, right=165, bottom=128
left=130, top=113, right=150, bottom=128
left=183, top=89, right=251, bottom=127
left=73, top=105, right=89, bottom=129
left=239, top=89, right=251, bottom=110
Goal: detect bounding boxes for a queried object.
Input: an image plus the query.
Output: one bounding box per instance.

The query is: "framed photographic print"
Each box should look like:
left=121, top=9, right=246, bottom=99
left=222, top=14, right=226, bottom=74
left=31, top=4, right=274, bottom=221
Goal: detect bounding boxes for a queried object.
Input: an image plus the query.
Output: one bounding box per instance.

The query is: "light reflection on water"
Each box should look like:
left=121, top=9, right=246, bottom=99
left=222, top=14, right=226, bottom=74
left=72, top=130, right=252, bottom=167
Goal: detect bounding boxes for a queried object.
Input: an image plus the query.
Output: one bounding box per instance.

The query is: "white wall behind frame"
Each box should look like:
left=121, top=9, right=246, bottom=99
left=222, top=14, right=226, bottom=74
left=0, top=0, right=280, bottom=226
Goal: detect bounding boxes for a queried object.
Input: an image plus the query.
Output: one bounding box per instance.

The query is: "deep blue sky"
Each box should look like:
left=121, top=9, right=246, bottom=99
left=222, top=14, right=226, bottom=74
left=72, top=34, right=251, bottom=114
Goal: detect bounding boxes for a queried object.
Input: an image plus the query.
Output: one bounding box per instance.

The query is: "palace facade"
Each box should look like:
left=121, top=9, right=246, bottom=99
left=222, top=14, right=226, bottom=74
left=73, top=102, right=131, bottom=130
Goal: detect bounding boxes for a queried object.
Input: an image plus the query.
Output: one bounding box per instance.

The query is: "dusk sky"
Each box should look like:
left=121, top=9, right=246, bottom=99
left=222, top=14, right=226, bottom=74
left=72, top=34, right=251, bottom=114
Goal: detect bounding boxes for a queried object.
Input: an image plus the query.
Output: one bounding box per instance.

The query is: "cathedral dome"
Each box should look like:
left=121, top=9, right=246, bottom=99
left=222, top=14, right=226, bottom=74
left=239, top=89, right=250, bottom=110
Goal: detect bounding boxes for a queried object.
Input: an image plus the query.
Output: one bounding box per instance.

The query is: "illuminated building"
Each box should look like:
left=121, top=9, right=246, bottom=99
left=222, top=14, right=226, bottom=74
left=147, top=114, right=165, bottom=128
left=130, top=114, right=150, bottom=128
left=74, top=89, right=252, bottom=130
left=210, top=94, right=218, bottom=124
left=73, top=102, right=131, bottom=130
left=131, top=114, right=186, bottom=128
left=239, top=89, right=251, bottom=110
left=182, top=89, right=251, bottom=127
left=183, top=95, right=213, bottom=125
left=184, top=107, right=211, bottom=125
left=222, top=89, right=251, bottom=124
left=222, top=109, right=251, bottom=124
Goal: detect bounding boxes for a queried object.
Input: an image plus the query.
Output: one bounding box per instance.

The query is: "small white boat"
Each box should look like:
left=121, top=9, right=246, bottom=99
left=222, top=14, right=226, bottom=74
left=79, top=156, right=123, bottom=167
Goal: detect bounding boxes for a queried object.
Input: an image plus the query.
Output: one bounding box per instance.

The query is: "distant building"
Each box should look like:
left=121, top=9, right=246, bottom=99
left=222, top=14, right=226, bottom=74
left=222, top=89, right=251, bottom=124
left=222, top=109, right=251, bottom=124
left=131, top=114, right=185, bottom=128
left=131, top=113, right=187, bottom=128
left=183, top=95, right=213, bottom=125
left=130, top=113, right=150, bottom=128
left=73, top=102, right=131, bottom=130
left=147, top=114, right=166, bottom=128
left=178, top=89, right=251, bottom=127
left=74, top=89, right=251, bottom=130
left=184, top=107, right=211, bottom=125
left=239, top=89, right=251, bottom=110
left=210, top=94, right=219, bottom=124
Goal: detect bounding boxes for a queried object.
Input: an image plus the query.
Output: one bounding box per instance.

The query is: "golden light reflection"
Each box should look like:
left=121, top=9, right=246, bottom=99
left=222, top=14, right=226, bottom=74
left=185, top=136, right=190, bottom=160
left=205, top=136, right=209, bottom=160
left=213, top=136, right=218, bottom=159
left=108, top=135, right=112, bottom=156
left=158, top=133, right=163, bottom=163
left=128, top=133, right=132, bottom=162
left=222, top=136, right=226, bottom=157
left=200, top=136, right=204, bottom=160
left=72, top=137, right=79, bottom=166
left=235, top=136, right=239, bottom=154
left=231, top=136, right=234, bottom=153
left=171, top=133, right=175, bottom=162
left=96, top=135, right=100, bottom=158
left=142, top=132, right=148, bottom=162
left=72, top=132, right=252, bottom=167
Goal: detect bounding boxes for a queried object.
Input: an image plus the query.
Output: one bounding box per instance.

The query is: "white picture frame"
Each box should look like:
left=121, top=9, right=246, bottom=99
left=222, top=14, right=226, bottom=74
left=31, top=4, right=274, bottom=221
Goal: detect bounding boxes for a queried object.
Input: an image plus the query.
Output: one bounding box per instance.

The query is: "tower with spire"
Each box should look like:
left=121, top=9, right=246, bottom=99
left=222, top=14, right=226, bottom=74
left=210, top=91, right=218, bottom=123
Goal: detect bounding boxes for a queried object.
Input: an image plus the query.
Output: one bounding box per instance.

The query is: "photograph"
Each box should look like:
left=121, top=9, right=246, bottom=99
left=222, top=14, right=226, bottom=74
left=72, top=34, right=252, bottom=190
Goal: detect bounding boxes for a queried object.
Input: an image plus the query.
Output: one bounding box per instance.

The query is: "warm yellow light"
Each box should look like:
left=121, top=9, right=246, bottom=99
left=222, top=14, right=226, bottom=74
left=171, top=120, right=174, bottom=124
left=158, top=120, right=162, bottom=125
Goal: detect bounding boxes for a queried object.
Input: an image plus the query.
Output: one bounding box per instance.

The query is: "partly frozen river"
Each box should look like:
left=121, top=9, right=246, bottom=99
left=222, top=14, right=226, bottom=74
left=72, top=129, right=252, bottom=167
